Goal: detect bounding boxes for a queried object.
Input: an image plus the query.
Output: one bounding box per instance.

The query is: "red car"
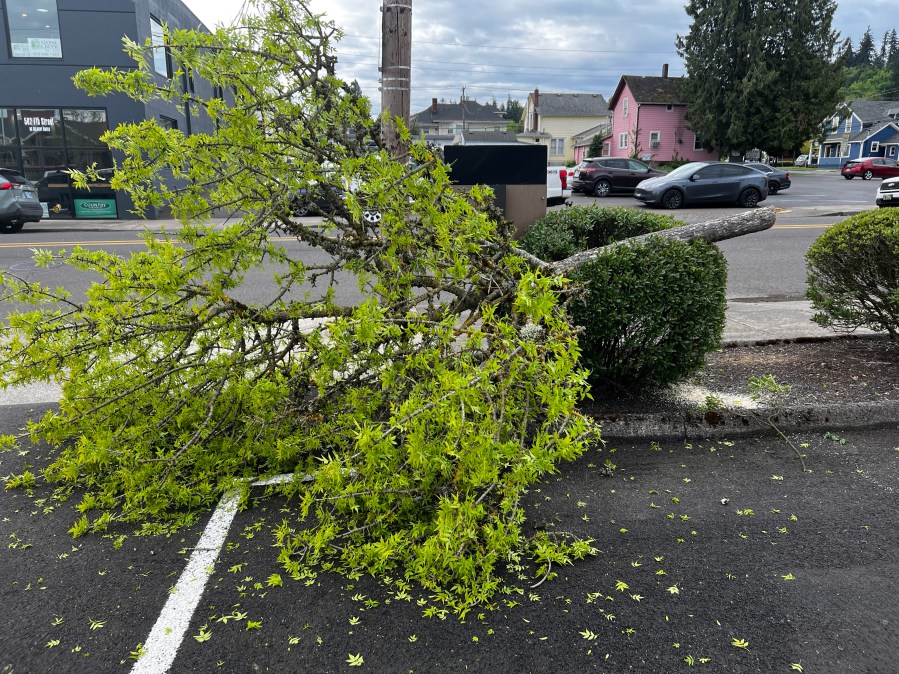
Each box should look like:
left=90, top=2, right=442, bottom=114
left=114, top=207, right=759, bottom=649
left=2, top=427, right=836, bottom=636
left=841, top=157, right=899, bottom=180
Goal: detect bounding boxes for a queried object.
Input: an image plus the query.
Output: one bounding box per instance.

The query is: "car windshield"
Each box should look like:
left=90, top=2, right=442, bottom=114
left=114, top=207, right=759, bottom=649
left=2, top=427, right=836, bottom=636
left=664, top=162, right=706, bottom=179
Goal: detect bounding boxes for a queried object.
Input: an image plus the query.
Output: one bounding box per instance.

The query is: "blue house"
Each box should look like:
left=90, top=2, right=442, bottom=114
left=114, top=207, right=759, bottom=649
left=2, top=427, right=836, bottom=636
left=816, top=100, right=899, bottom=168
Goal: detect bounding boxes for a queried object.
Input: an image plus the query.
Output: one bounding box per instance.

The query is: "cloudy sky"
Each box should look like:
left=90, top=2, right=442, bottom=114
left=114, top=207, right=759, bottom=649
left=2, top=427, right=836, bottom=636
left=182, top=0, right=899, bottom=115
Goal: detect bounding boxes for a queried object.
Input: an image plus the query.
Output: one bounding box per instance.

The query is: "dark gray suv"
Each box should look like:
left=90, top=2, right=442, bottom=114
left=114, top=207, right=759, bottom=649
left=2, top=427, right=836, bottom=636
left=571, top=157, right=666, bottom=197
left=0, top=167, right=42, bottom=233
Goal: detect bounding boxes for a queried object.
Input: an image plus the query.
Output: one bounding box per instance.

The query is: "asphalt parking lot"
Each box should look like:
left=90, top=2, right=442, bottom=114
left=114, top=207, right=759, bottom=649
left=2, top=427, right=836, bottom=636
left=3, top=398, right=899, bottom=673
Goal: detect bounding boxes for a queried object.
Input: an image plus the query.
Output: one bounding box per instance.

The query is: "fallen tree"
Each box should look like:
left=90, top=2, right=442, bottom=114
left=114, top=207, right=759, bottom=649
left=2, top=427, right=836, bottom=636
left=0, top=0, right=774, bottom=612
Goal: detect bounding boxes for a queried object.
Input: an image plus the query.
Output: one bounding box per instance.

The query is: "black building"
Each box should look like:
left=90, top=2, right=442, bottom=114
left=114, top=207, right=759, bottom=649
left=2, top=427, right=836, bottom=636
left=0, top=0, right=219, bottom=218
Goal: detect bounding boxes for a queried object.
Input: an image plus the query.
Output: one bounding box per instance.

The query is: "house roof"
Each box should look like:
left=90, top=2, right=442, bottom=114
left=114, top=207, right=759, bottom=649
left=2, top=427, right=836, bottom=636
left=534, top=93, right=609, bottom=117
left=458, top=130, right=525, bottom=144
left=843, top=99, right=899, bottom=123
left=608, top=76, right=685, bottom=109
left=823, top=120, right=899, bottom=144
left=411, top=100, right=506, bottom=125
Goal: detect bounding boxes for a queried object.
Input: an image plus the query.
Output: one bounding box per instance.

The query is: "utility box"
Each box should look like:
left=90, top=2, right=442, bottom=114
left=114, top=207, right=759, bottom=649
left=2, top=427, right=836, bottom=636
left=444, top=144, right=547, bottom=239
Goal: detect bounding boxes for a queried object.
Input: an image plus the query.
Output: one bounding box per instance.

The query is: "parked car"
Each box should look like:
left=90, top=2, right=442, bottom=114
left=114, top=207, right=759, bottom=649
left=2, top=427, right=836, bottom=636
left=633, top=161, right=768, bottom=210
left=571, top=157, right=666, bottom=197
left=546, top=166, right=572, bottom=205
left=875, top=175, right=899, bottom=207
left=742, top=162, right=791, bottom=194
left=841, top=157, right=899, bottom=180
left=292, top=183, right=382, bottom=223
left=0, top=167, right=43, bottom=233
left=794, top=154, right=817, bottom=167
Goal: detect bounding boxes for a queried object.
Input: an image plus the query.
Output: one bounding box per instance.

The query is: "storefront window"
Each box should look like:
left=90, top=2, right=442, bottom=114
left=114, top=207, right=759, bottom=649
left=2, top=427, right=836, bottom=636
left=21, top=147, right=65, bottom=180
left=63, top=109, right=109, bottom=147
left=17, top=108, right=63, bottom=146
left=4, top=0, right=62, bottom=58
left=0, top=108, right=17, bottom=146
left=65, top=148, right=113, bottom=172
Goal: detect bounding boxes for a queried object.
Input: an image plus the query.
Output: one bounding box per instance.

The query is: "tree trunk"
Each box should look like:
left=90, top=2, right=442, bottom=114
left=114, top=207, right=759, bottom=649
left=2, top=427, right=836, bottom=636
left=548, top=206, right=776, bottom=275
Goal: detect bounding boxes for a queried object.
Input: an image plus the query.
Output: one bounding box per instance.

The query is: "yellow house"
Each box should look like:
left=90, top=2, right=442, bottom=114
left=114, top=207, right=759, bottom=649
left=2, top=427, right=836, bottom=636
left=520, top=90, right=611, bottom=165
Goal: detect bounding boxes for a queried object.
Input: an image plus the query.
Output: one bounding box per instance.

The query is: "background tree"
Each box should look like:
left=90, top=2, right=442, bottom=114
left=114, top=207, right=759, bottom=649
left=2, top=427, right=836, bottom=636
left=851, top=26, right=875, bottom=68
left=677, top=0, right=843, bottom=157
left=505, top=95, right=525, bottom=132
left=587, top=134, right=604, bottom=157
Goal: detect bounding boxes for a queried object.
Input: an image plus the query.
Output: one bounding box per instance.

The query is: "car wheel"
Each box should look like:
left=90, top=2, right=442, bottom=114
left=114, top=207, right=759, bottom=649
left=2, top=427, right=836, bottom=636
left=593, top=179, right=612, bottom=198
left=863, top=169, right=874, bottom=180
left=843, top=175, right=853, bottom=180
left=738, top=188, right=761, bottom=208
left=661, top=189, right=683, bottom=210
left=768, top=181, right=779, bottom=195
left=363, top=209, right=382, bottom=224
left=0, top=221, right=23, bottom=233
left=292, top=202, right=310, bottom=216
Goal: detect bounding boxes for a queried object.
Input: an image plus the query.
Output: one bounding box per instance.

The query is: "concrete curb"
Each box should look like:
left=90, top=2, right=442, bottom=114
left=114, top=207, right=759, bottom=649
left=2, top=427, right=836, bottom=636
left=596, top=400, right=899, bottom=441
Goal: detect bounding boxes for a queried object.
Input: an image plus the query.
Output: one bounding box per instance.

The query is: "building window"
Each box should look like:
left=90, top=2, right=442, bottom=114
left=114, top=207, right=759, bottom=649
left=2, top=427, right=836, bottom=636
left=622, top=98, right=629, bottom=117
left=649, top=131, right=661, bottom=148
left=550, top=138, right=565, bottom=155
left=2, top=107, right=110, bottom=180
left=159, top=116, right=179, bottom=131
left=618, top=133, right=628, bottom=150
left=871, top=141, right=880, bottom=154
left=666, top=104, right=674, bottom=112
left=602, top=141, right=610, bottom=156
left=150, top=16, right=171, bottom=77
left=4, top=0, right=62, bottom=58
left=693, top=135, right=704, bottom=151
left=843, top=118, right=851, bottom=133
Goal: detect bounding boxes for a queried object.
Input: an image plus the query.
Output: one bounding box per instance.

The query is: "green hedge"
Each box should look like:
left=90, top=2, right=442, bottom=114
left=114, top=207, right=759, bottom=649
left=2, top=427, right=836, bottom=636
left=521, top=206, right=728, bottom=393
left=520, top=206, right=680, bottom=262
left=806, top=209, right=899, bottom=340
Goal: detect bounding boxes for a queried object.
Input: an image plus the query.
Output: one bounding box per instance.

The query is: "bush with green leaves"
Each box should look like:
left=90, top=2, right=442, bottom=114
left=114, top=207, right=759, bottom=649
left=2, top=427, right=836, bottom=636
left=519, top=205, right=680, bottom=262
left=570, top=238, right=727, bottom=392
left=806, top=208, right=899, bottom=340
left=521, top=206, right=727, bottom=392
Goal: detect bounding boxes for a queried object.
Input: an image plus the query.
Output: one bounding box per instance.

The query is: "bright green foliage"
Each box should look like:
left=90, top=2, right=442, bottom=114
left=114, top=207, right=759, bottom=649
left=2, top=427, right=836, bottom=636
left=521, top=207, right=726, bottom=393
left=677, top=0, right=843, bottom=156
left=806, top=209, right=899, bottom=340
left=0, top=0, right=597, bottom=611
left=519, top=206, right=679, bottom=262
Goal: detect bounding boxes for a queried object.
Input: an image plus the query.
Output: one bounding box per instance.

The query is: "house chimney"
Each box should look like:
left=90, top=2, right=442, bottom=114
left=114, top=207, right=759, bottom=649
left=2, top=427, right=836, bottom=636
left=533, top=88, right=540, bottom=132
left=661, top=64, right=669, bottom=78
left=431, top=97, right=438, bottom=114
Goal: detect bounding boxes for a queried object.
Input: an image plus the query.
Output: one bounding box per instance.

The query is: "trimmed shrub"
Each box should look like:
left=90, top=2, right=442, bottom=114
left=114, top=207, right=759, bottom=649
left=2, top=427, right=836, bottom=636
left=521, top=206, right=728, bottom=393
left=806, top=209, right=899, bottom=340
left=569, top=238, right=727, bottom=392
left=520, top=206, right=680, bottom=262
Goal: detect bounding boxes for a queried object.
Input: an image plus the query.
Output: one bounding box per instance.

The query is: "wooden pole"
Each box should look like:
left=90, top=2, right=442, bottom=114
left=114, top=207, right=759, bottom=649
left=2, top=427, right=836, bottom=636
left=380, top=0, right=412, bottom=158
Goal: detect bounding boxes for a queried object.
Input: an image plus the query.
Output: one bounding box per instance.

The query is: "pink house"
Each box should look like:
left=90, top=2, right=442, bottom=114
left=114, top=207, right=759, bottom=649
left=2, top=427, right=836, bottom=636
left=606, top=66, right=718, bottom=164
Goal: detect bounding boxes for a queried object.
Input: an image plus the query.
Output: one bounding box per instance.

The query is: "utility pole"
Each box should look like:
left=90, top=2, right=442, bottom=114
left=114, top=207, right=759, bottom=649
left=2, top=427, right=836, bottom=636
left=380, top=0, right=412, bottom=158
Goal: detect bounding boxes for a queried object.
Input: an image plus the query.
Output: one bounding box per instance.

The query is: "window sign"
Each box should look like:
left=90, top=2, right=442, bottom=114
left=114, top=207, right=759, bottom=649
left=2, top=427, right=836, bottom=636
left=5, top=0, right=62, bottom=58
left=16, top=108, right=63, bottom=146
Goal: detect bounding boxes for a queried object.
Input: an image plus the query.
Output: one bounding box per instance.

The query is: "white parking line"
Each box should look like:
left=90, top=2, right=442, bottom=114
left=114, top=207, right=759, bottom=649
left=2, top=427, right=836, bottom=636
left=131, top=473, right=295, bottom=674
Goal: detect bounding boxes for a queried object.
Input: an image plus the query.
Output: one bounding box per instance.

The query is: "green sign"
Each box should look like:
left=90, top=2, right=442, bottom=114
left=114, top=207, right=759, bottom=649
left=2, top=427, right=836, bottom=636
left=74, top=198, right=117, bottom=219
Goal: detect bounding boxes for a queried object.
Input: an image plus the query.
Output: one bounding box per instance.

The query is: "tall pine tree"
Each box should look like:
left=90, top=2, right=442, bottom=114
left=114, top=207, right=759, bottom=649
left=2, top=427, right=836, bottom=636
left=677, top=0, right=842, bottom=156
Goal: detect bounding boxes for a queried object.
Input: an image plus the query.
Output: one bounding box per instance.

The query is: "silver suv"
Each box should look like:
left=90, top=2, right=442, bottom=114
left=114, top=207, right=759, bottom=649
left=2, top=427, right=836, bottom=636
left=0, top=168, right=42, bottom=233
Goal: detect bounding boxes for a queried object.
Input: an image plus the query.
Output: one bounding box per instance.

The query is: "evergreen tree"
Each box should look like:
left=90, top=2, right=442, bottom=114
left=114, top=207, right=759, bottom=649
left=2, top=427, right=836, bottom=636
left=853, top=26, right=875, bottom=68
left=875, top=31, right=889, bottom=68
left=588, top=134, right=604, bottom=157
left=677, top=0, right=842, bottom=156
left=505, top=95, right=524, bottom=123
left=839, top=37, right=854, bottom=64
left=888, top=30, right=899, bottom=67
